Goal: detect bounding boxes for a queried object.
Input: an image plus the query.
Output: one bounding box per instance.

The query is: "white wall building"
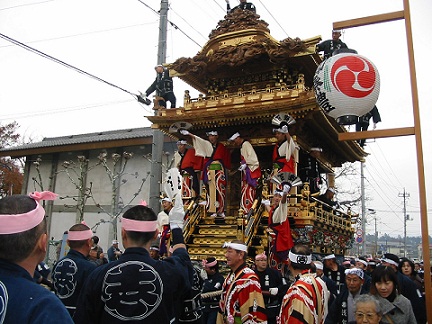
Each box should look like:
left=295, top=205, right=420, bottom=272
left=0, top=127, right=177, bottom=262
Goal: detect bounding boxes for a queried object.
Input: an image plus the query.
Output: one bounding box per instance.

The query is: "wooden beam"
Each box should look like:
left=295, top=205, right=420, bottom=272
left=333, top=11, right=404, bottom=30
left=338, top=127, right=415, bottom=142
left=402, top=0, right=432, bottom=322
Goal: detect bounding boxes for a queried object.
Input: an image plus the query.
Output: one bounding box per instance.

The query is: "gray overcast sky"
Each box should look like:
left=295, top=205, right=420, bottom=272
left=0, top=0, right=431, bottom=237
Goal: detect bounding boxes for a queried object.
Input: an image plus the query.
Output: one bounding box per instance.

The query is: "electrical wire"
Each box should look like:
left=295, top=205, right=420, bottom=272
left=169, top=7, right=208, bottom=42
left=0, top=99, right=135, bottom=120
left=0, top=32, right=139, bottom=99
left=136, top=0, right=202, bottom=48
left=212, top=0, right=227, bottom=13
left=0, top=0, right=54, bottom=11
left=256, top=0, right=289, bottom=38
left=0, top=22, right=158, bottom=49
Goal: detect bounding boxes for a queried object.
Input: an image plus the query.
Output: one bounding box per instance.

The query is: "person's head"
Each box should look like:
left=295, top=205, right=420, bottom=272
left=223, top=240, right=247, bottom=271
left=121, top=205, right=158, bottom=248
left=272, top=189, right=283, bottom=205
left=288, top=244, right=312, bottom=273
left=161, top=197, right=173, bottom=212
left=313, top=260, right=324, bottom=277
left=367, top=261, right=377, bottom=272
left=254, top=252, right=268, bottom=272
left=332, top=29, right=342, bottom=41
left=414, top=261, right=421, bottom=272
left=322, top=253, right=337, bottom=268
left=112, top=239, right=119, bottom=247
left=155, top=64, right=164, bottom=73
left=67, top=223, right=94, bottom=255
left=0, top=194, right=48, bottom=264
left=92, top=235, right=100, bottom=246
left=325, top=187, right=335, bottom=199
left=309, top=147, right=322, bottom=159
left=356, top=257, right=368, bottom=270
left=176, top=140, right=187, bottom=153
left=202, top=256, right=220, bottom=275
left=370, top=265, right=399, bottom=301
left=354, top=294, right=383, bottom=324
left=206, top=130, right=219, bottom=144
left=228, top=132, right=243, bottom=146
left=380, top=253, right=399, bottom=271
left=342, top=260, right=352, bottom=269
left=150, top=245, right=160, bottom=259
left=398, top=257, right=415, bottom=277
left=274, top=131, right=284, bottom=143
left=345, top=268, right=365, bottom=295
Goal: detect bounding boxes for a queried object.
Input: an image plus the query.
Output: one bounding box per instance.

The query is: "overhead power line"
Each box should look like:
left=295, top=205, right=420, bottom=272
left=0, top=22, right=158, bottom=49
left=137, top=0, right=202, bottom=48
left=257, top=0, right=289, bottom=38
left=0, top=32, right=139, bottom=99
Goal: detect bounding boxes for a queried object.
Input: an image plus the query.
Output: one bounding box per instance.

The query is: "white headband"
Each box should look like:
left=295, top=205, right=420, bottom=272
left=381, top=258, right=398, bottom=267
left=288, top=250, right=312, bottom=265
left=310, top=147, right=322, bottom=152
left=345, top=268, right=364, bottom=279
left=273, top=125, right=289, bottom=134
left=356, top=258, right=368, bottom=267
left=228, top=132, right=240, bottom=141
left=313, top=261, right=323, bottom=270
left=223, top=242, right=247, bottom=252
left=323, top=253, right=336, bottom=260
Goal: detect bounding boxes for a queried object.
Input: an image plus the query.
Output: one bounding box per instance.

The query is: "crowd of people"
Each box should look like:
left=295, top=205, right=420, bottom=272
left=0, top=189, right=430, bottom=323
left=0, top=3, right=413, bottom=322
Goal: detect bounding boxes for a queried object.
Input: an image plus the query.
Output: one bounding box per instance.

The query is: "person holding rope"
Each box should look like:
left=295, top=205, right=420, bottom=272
left=74, top=182, right=200, bottom=323
left=254, top=252, right=288, bottom=324
left=201, top=257, right=225, bottom=324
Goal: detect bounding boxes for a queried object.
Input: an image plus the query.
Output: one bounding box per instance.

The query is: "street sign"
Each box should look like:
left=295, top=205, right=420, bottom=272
left=356, top=236, right=363, bottom=244
left=356, top=229, right=363, bottom=236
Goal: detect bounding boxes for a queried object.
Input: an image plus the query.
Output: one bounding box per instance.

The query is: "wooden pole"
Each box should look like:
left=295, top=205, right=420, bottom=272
left=402, top=1, right=432, bottom=322
left=334, top=3, right=431, bottom=322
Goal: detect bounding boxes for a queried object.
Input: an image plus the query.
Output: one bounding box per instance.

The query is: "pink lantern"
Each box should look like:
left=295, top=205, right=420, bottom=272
left=313, top=53, right=380, bottom=125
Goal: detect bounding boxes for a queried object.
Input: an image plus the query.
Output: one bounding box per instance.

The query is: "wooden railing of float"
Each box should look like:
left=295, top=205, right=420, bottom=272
left=183, top=200, right=203, bottom=244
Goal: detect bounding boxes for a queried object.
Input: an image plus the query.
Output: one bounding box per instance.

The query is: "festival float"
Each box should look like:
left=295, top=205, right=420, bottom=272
left=146, top=9, right=369, bottom=261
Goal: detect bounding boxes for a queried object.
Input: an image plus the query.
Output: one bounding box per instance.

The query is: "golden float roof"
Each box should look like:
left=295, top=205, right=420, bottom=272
left=168, top=9, right=321, bottom=94
left=148, top=9, right=367, bottom=166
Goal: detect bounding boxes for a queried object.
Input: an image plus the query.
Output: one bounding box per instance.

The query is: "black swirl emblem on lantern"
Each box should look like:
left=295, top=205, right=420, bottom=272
left=102, top=261, right=163, bottom=321
left=296, top=255, right=308, bottom=264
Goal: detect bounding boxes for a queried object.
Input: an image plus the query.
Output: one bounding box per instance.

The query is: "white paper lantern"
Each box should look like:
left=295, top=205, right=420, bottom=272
left=313, top=53, right=380, bottom=125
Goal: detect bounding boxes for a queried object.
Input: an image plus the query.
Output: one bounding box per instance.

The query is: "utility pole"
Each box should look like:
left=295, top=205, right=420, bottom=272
left=374, top=213, right=377, bottom=256
left=149, top=0, right=169, bottom=212
left=360, top=161, right=366, bottom=255
left=399, top=188, right=410, bottom=257
left=368, top=209, right=377, bottom=256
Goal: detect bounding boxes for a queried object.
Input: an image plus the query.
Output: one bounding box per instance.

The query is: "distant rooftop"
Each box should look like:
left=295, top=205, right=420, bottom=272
left=0, top=127, right=156, bottom=157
